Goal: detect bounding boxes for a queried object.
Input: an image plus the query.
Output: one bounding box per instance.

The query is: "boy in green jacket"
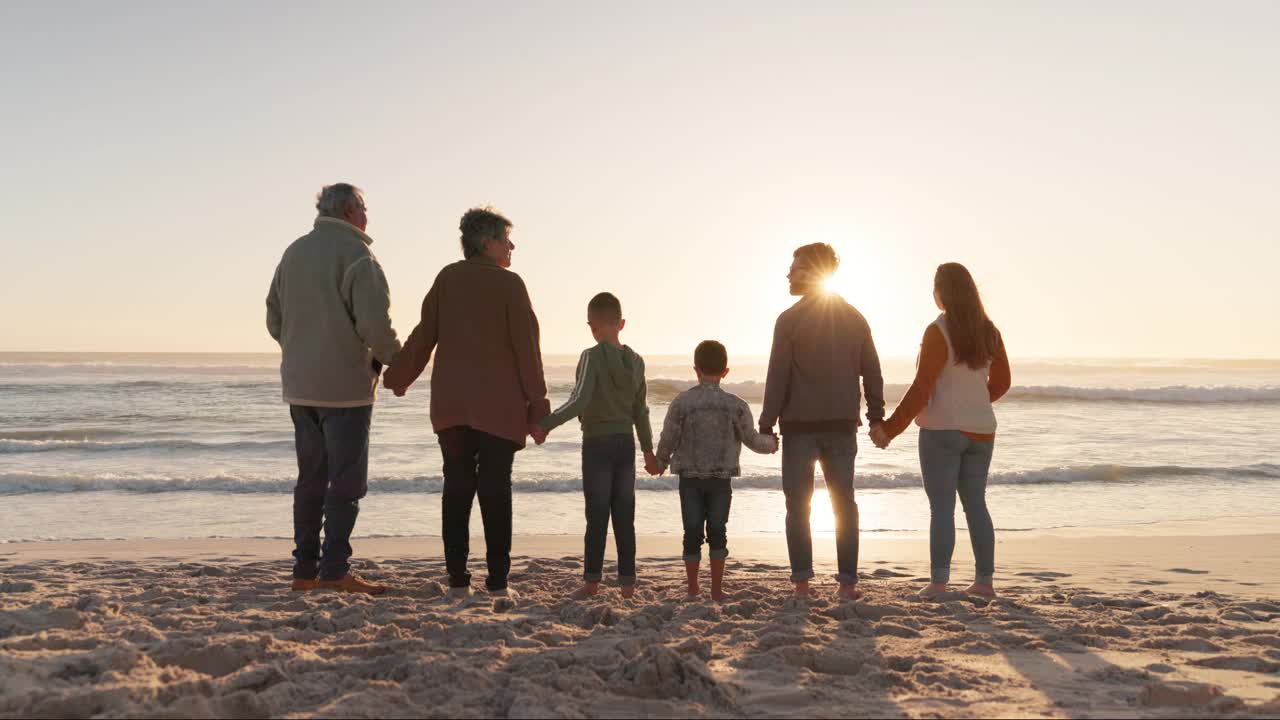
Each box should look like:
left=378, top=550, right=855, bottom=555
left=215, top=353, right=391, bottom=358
left=537, top=292, right=656, bottom=599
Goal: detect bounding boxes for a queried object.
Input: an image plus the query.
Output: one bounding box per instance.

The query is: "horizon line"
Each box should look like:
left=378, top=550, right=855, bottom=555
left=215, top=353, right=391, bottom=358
left=2, top=350, right=1279, bottom=363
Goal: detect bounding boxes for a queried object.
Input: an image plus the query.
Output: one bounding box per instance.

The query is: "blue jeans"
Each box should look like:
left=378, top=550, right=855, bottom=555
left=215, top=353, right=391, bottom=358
left=290, top=404, right=372, bottom=581
left=918, top=429, right=996, bottom=585
left=581, top=433, right=637, bottom=584
left=679, top=479, right=732, bottom=561
left=782, top=431, right=859, bottom=584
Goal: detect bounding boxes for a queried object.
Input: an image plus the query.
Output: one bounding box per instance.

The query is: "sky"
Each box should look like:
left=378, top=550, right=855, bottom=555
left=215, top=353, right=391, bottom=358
left=1, top=1, right=1277, bottom=358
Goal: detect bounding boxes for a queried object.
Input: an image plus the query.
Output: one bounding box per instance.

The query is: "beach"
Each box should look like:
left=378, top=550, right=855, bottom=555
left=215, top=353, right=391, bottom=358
left=8, top=0, right=1280, bottom=715
left=3, top=529, right=1279, bottom=718
left=3, top=356, right=1280, bottom=716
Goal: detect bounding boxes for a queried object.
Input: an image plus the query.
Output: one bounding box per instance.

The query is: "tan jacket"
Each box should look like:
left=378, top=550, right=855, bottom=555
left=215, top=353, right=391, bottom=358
left=266, top=218, right=401, bottom=407
left=384, top=256, right=550, bottom=447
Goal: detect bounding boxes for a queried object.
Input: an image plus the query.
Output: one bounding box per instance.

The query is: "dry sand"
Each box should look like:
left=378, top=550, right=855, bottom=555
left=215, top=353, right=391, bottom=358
left=2, top=532, right=1279, bottom=718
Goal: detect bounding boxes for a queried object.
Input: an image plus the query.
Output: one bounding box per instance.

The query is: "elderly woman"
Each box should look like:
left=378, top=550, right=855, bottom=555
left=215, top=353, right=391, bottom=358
left=266, top=183, right=401, bottom=595
left=383, top=207, right=550, bottom=598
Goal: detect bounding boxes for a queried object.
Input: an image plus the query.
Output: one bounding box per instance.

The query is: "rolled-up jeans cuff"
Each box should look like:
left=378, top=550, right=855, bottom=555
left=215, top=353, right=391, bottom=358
left=618, top=575, right=636, bottom=586
left=583, top=571, right=603, bottom=583
left=682, top=553, right=701, bottom=563
left=790, top=569, right=815, bottom=583
left=708, top=548, right=729, bottom=560
left=834, top=572, right=858, bottom=586
left=975, top=572, right=993, bottom=585
left=931, top=567, right=951, bottom=584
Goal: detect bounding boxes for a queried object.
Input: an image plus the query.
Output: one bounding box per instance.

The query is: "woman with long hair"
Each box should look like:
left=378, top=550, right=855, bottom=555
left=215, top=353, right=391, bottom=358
left=870, top=263, right=1011, bottom=598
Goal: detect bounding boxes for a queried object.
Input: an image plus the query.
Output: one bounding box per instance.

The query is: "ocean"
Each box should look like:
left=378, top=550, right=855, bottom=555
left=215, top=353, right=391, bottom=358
left=2, top=352, right=1278, bottom=544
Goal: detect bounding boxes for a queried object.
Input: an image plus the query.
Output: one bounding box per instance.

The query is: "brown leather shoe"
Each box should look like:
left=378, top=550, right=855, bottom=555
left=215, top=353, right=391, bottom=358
left=291, top=577, right=319, bottom=592
left=316, top=574, right=387, bottom=595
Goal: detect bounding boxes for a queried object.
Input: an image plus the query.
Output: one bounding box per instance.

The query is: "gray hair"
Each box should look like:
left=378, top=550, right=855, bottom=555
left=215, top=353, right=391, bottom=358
left=459, top=206, right=512, bottom=259
left=315, top=183, right=364, bottom=218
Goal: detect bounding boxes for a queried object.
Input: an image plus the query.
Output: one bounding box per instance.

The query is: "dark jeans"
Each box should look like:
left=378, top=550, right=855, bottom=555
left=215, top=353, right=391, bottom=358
left=918, top=429, right=996, bottom=585
left=679, top=479, right=732, bottom=562
left=781, top=431, right=859, bottom=584
left=439, top=426, right=518, bottom=590
left=581, top=433, right=637, bottom=584
left=290, top=404, right=372, bottom=581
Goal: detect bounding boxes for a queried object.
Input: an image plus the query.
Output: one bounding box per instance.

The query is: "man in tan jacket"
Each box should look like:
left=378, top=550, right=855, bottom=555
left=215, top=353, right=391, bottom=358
left=267, top=183, right=400, bottom=595
left=384, top=207, right=550, bottom=598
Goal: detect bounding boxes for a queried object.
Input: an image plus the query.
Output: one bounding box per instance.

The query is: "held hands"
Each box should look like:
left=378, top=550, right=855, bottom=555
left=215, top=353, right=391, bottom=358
left=868, top=423, right=890, bottom=450
left=643, top=450, right=662, bottom=476
left=382, top=372, right=409, bottom=397
left=760, top=426, right=780, bottom=454
left=529, top=423, right=548, bottom=445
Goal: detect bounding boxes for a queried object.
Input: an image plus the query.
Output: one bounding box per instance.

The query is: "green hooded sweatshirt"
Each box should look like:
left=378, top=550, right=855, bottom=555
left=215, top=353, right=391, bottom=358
left=539, top=342, right=654, bottom=451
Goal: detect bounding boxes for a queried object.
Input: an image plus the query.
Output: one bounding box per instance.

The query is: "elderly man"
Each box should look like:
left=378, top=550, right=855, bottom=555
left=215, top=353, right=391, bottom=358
left=266, top=183, right=401, bottom=595
left=383, top=207, right=549, bottom=599
left=759, top=243, right=885, bottom=601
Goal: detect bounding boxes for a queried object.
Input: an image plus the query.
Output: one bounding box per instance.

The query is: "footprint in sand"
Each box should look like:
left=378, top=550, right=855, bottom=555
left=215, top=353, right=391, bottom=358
left=1130, top=579, right=1170, bottom=586
left=0, top=580, right=37, bottom=593
left=1167, top=568, right=1210, bottom=575
left=1189, top=655, right=1280, bottom=673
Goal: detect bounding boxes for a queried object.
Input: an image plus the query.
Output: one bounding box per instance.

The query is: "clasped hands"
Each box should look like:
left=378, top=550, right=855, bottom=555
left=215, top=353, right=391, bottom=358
left=528, top=424, right=548, bottom=445
left=757, top=428, right=781, bottom=455
left=868, top=423, right=891, bottom=450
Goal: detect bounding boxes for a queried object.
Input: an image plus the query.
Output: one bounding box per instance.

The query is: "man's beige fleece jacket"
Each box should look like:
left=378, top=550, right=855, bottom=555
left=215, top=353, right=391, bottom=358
left=266, top=217, right=401, bottom=407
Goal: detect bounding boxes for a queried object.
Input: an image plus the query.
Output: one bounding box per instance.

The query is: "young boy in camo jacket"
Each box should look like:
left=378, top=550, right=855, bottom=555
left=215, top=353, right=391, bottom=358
left=653, top=340, right=778, bottom=601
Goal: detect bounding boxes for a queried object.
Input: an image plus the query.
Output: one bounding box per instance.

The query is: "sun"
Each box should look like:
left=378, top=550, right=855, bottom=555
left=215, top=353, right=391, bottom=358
left=781, top=225, right=914, bottom=346
left=821, top=259, right=893, bottom=326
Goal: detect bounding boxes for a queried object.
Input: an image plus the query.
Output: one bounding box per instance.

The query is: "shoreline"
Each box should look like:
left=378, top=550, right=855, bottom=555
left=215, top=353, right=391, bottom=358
left=6, top=528, right=1279, bottom=596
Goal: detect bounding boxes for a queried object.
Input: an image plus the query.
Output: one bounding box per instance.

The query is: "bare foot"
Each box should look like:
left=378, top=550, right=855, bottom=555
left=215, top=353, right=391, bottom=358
left=711, top=586, right=726, bottom=603
left=837, top=583, right=863, bottom=601
left=620, top=585, right=636, bottom=599
left=489, top=587, right=519, bottom=601
left=917, top=582, right=949, bottom=598
left=569, top=582, right=600, bottom=600
left=965, top=582, right=996, bottom=598
left=686, top=583, right=701, bottom=600
left=793, top=580, right=811, bottom=598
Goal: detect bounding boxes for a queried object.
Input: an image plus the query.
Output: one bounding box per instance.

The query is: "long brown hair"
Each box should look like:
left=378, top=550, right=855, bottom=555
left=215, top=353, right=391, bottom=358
left=935, top=263, right=999, bottom=369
